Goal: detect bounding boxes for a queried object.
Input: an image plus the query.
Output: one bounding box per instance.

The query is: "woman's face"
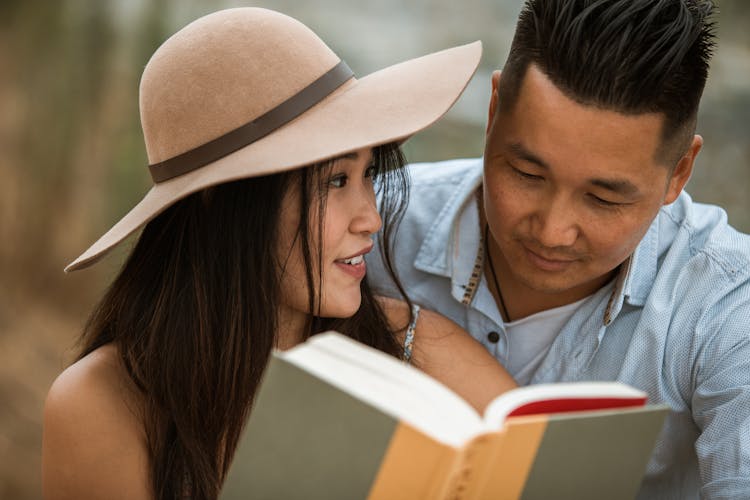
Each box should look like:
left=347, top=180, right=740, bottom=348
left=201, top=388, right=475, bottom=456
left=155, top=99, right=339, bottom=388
left=277, top=147, right=382, bottom=334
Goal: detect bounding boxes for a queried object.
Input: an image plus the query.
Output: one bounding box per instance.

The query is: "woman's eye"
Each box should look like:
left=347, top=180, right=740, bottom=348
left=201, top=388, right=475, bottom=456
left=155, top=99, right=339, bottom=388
left=364, top=164, right=379, bottom=179
left=329, top=174, right=348, bottom=188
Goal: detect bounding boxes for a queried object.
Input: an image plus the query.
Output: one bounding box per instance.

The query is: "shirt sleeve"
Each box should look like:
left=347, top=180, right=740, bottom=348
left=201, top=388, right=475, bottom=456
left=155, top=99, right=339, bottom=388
left=691, top=286, right=750, bottom=499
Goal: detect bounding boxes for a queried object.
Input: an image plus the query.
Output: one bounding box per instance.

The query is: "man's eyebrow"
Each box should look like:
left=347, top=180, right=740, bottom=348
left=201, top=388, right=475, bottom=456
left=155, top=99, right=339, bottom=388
left=508, top=142, right=640, bottom=196
left=508, top=142, right=550, bottom=169
left=590, top=178, right=640, bottom=196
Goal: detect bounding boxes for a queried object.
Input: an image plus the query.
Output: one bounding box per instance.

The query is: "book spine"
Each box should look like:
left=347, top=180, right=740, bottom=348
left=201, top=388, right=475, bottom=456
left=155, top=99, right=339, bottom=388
left=476, top=415, right=548, bottom=499
left=366, top=422, right=460, bottom=499
left=437, top=432, right=506, bottom=500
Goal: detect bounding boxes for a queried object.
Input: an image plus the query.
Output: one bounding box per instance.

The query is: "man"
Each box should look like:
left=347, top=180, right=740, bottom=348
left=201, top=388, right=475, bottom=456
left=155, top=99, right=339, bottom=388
left=367, top=1, right=750, bottom=498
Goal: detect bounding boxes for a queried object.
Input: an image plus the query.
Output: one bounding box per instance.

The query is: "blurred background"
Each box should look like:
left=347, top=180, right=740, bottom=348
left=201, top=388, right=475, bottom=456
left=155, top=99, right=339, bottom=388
left=1, top=0, right=747, bottom=497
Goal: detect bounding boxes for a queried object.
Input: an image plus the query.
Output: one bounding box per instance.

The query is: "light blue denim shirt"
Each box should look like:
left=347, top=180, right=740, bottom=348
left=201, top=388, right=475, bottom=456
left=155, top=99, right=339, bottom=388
left=367, top=158, right=750, bottom=499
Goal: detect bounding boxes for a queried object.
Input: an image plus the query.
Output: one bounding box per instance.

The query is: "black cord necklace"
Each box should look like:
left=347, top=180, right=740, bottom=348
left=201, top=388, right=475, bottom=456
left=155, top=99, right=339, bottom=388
left=484, top=223, right=510, bottom=322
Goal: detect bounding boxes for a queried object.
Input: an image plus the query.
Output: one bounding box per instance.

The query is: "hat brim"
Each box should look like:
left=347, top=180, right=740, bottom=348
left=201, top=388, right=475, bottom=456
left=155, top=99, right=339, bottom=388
left=65, top=41, right=482, bottom=272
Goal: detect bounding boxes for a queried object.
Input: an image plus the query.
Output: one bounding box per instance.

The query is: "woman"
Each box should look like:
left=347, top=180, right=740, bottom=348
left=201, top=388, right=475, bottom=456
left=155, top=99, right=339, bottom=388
left=42, top=8, right=515, bottom=499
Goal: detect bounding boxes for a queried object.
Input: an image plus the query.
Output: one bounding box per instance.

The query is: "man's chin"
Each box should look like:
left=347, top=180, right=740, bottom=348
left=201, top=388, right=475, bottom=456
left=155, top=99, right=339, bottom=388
left=512, top=267, right=590, bottom=296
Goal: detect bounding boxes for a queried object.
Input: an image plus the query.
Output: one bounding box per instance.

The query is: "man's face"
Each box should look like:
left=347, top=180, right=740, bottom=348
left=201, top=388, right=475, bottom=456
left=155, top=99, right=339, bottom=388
left=483, top=64, right=696, bottom=301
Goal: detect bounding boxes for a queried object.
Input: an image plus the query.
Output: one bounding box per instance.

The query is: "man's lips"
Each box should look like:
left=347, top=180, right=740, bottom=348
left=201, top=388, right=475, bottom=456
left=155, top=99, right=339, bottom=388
left=522, top=243, right=580, bottom=271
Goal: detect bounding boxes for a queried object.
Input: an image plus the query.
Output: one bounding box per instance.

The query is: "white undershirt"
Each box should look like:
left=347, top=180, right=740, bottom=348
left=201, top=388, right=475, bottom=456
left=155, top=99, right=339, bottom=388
left=505, top=296, right=590, bottom=385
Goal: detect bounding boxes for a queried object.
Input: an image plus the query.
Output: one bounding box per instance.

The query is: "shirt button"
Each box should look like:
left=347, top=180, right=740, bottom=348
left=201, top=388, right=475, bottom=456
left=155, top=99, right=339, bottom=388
left=487, top=331, right=500, bottom=343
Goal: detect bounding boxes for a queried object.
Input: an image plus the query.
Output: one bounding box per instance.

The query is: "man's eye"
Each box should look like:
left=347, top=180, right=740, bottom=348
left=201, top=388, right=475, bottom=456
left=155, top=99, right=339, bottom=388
left=512, top=167, right=543, bottom=181
left=589, top=194, right=621, bottom=208
left=329, top=174, right=348, bottom=188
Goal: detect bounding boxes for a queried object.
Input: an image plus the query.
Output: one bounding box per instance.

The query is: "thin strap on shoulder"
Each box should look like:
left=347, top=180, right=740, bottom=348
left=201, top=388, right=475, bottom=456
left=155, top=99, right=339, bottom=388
left=403, top=303, right=420, bottom=363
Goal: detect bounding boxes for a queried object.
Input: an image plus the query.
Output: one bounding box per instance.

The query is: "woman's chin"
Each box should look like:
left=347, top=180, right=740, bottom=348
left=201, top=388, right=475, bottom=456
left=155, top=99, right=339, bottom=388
left=320, top=296, right=362, bottom=320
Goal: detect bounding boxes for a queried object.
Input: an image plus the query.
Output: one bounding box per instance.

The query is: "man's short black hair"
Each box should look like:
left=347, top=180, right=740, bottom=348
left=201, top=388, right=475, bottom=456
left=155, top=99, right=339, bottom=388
left=498, top=0, right=717, bottom=166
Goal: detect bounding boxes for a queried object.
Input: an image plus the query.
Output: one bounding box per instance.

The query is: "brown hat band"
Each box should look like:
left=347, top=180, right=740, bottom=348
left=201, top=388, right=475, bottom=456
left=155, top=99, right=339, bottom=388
left=148, top=60, right=354, bottom=183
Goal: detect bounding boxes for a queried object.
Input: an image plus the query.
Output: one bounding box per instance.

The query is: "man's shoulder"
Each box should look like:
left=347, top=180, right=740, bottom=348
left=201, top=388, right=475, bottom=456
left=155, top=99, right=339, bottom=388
left=403, top=157, right=483, bottom=221
left=390, top=157, right=482, bottom=250
left=368, top=158, right=482, bottom=299
left=407, top=157, right=483, bottom=186
left=660, top=193, right=750, bottom=284
left=640, top=193, right=750, bottom=336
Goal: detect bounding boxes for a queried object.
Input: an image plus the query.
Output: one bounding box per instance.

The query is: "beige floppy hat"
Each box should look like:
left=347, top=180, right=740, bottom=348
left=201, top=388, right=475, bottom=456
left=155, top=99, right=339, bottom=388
left=65, top=7, right=481, bottom=272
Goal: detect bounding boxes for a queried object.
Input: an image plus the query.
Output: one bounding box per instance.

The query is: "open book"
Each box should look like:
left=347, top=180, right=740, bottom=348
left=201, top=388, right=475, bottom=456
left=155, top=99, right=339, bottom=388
left=221, top=332, right=668, bottom=500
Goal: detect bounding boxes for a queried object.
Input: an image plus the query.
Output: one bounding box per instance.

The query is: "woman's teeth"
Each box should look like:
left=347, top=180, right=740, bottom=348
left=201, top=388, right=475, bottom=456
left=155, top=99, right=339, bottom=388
left=342, top=255, right=364, bottom=265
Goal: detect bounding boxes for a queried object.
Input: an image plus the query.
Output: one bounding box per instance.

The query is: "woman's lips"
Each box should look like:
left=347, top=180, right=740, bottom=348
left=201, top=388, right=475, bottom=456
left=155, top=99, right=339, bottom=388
left=333, top=245, right=372, bottom=279
left=334, top=254, right=367, bottom=279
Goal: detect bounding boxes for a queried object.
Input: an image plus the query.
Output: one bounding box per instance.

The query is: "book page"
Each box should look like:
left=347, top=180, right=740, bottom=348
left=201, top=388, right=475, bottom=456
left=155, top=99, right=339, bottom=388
left=482, top=381, right=647, bottom=427
left=282, top=332, right=485, bottom=446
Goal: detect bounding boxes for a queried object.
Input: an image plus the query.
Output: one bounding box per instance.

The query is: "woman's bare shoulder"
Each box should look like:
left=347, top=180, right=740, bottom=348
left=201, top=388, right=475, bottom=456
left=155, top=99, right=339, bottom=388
left=46, top=343, right=137, bottom=407
left=376, top=294, right=477, bottom=343
left=413, top=308, right=517, bottom=411
left=376, top=296, right=517, bottom=411
left=43, top=343, right=151, bottom=499
left=44, top=344, right=143, bottom=430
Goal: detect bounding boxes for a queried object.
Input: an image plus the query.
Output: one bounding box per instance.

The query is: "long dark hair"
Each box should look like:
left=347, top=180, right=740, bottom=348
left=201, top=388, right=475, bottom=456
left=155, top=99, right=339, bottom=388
left=75, top=142, right=412, bottom=499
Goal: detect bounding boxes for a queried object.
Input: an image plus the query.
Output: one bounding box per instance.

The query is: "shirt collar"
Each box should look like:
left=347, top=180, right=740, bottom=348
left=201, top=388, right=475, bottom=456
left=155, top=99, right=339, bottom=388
left=413, top=160, right=484, bottom=278
left=599, top=206, right=662, bottom=324
left=623, top=213, right=660, bottom=305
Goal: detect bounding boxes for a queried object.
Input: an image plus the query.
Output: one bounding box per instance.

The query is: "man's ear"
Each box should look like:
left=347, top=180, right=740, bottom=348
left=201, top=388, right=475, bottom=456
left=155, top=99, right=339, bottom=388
left=486, top=70, right=502, bottom=135
left=664, top=135, right=702, bottom=205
